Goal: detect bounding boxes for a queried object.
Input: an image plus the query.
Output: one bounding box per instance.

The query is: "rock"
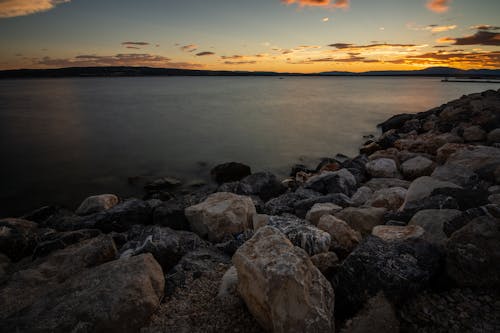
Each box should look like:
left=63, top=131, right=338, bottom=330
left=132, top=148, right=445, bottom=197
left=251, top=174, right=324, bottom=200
left=463, top=125, right=486, bottom=142
left=395, top=133, right=463, bottom=155
left=304, top=169, right=357, bottom=196
left=335, top=207, right=387, bottom=236
left=489, top=194, right=500, bottom=205
left=152, top=200, right=188, bottom=230
left=215, top=230, right=254, bottom=256
left=446, top=216, right=500, bottom=288
left=377, top=130, right=401, bottom=150
left=216, top=265, right=239, bottom=302
left=0, top=218, right=41, bottom=261
left=21, top=205, right=61, bottom=223
left=396, top=194, right=460, bottom=222
left=263, top=190, right=319, bottom=216
left=233, top=226, right=335, bottom=332
left=294, top=193, right=353, bottom=218
left=402, top=176, right=461, bottom=209
left=368, top=148, right=399, bottom=165
left=2, top=254, right=164, bottom=333
left=317, top=215, right=361, bottom=258
left=364, top=178, right=411, bottom=191
left=408, top=209, right=462, bottom=246
left=310, top=252, right=339, bottom=278
left=350, top=186, right=373, bottom=207
left=33, top=228, right=101, bottom=259
left=144, top=177, right=182, bottom=190
left=360, top=142, right=381, bottom=155
left=0, top=253, right=10, bottom=281
left=431, top=186, right=490, bottom=210
left=237, top=172, right=287, bottom=201
left=367, top=187, right=407, bottom=211
left=400, top=156, right=435, bottom=180
left=378, top=113, right=414, bottom=132
left=252, top=214, right=269, bottom=230
left=185, top=192, right=256, bottom=243
left=385, top=220, right=407, bottom=226
left=487, top=128, right=500, bottom=143
left=75, top=194, right=120, bottom=216
left=0, top=235, right=118, bottom=320
left=210, top=162, right=251, bottom=184
left=290, top=164, right=313, bottom=177
left=372, top=225, right=425, bottom=242
left=268, top=215, right=331, bottom=255
left=365, top=158, right=400, bottom=178
left=340, top=293, right=400, bottom=333
left=435, top=143, right=470, bottom=164
left=445, top=145, right=500, bottom=173
left=334, top=236, right=442, bottom=317
left=306, top=202, right=343, bottom=225
left=431, top=164, right=478, bottom=187
left=120, top=225, right=203, bottom=271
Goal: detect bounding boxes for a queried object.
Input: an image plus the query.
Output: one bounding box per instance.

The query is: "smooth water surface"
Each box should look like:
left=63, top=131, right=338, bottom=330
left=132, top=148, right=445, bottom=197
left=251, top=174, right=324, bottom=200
left=1, top=76, right=498, bottom=216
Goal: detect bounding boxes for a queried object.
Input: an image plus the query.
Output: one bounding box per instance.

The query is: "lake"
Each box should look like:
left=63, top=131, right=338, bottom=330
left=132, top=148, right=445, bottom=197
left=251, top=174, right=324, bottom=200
left=0, top=76, right=498, bottom=217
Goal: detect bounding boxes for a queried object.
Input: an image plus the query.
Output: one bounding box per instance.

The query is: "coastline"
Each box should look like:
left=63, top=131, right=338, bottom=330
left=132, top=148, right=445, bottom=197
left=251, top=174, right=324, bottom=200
left=1, top=89, right=500, bottom=331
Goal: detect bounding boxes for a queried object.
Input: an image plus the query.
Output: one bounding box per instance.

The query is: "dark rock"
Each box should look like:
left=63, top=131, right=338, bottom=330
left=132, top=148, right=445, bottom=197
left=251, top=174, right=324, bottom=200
left=304, top=169, right=357, bottom=196
left=386, top=195, right=460, bottom=223
left=294, top=193, right=353, bottom=218
left=0, top=218, right=42, bottom=261
left=89, top=199, right=153, bottom=232
left=315, top=157, right=343, bottom=172
left=378, top=113, right=414, bottom=132
left=377, top=130, right=401, bottom=150
left=33, top=229, right=101, bottom=259
left=215, top=230, right=254, bottom=256
left=334, top=236, right=443, bottom=317
left=400, top=119, right=422, bottom=133
left=431, top=186, right=490, bottom=210
left=290, top=164, right=313, bottom=177
left=120, top=225, right=204, bottom=271
left=144, top=177, right=181, bottom=190
left=446, top=216, right=500, bottom=288
left=237, top=171, right=287, bottom=201
left=431, top=164, right=479, bottom=187
left=386, top=220, right=407, bottom=226
left=21, top=205, right=60, bottom=224
left=152, top=200, right=189, bottom=230
left=263, top=189, right=320, bottom=216
left=210, top=162, right=251, bottom=184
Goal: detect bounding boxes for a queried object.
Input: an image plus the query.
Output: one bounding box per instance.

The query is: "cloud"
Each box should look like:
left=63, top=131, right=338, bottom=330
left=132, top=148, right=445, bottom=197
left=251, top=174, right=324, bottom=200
left=121, top=41, right=150, bottom=46
left=426, top=0, right=451, bottom=13
left=36, top=53, right=204, bottom=69
left=0, top=0, right=70, bottom=18
left=428, top=24, right=457, bottom=33
left=470, top=25, right=500, bottom=31
left=322, top=17, right=329, bottom=22
left=329, top=42, right=417, bottom=50
left=391, top=50, right=500, bottom=68
left=195, top=51, right=215, bottom=56
left=180, top=44, right=197, bottom=52
left=126, top=46, right=140, bottom=50
left=281, top=0, right=349, bottom=9
left=441, top=30, right=500, bottom=46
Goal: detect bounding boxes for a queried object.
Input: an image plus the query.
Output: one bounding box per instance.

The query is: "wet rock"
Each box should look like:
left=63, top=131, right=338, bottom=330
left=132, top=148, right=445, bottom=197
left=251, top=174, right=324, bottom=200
left=463, top=125, right=487, bottom=142
left=364, top=178, right=411, bottom=191
left=0, top=218, right=41, bottom=261
left=237, top=172, right=287, bottom=201
left=233, top=226, right=335, bottom=332
left=446, top=216, right=500, bottom=288
left=304, top=168, right=357, bottom=196
left=402, top=176, right=461, bottom=209
left=366, top=158, right=400, bottom=179
left=185, top=192, right=256, bottom=243
left=210, top=162, right=251, bottom=184
left=401, top=156, right=435, bottom=180
left=408, top=209, right=462, bottom=246
left=152, top=200, right=188, bottom=230
left=367, top=187, right=407, bottom=211
left=120, top=225, right=203, bottom=271
left=306, top=202, right=343, bottom=226
left=372, top=225, right=425, bottom=242
left=335, top=207, right=387, bottom=236
left=2, top=254, right=164, bottom=333
left=350, top=186, right=373, bottom=207
left=317, top=215, right=361, bottom=258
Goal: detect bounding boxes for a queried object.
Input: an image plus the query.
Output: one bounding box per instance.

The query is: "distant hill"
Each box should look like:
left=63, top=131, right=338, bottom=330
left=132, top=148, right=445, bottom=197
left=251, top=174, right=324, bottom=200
left=0, top=66, right=499, bottom=78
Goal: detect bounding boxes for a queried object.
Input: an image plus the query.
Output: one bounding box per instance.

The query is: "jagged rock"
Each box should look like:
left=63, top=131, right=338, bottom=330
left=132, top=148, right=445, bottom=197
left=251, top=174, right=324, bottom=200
left=391, top=194, right=460, bottom=223
left=317, top=215, right=361, bottom=258
left=233, top=226, right=335, bottom=332
left=152, top=200, right=188, bottom=230
left=335, top=207, right=387, bottom=236
left=372, top=225, right=424, bottom=242
left=0, top=218, right=42, bottom=261
left=210, top=162, right=251, bottom=184
left=401, top=156, right=435, bottom=180
left=1, top=254, right=164, bottom=333
left=334, top=236, right=442, bottom=317
left=310, top=252, right=339, bottom=278
left=340, top=293, right=400, bottom=333
left=75, top=194, right=120, bottom=216
left=408, top=209, right=462, bottom=245
left=350, top=186, right=373, bottom=207
left=446, top=216, right=500, bottom=288
left=33, top=228, right=101, bottom=259
left=294, top=193, right=353, bottom=218
left=237, top=172, right=287, bottom=201
left=304, top=169, right=357, bottom=196
left=431, top=164, right=478, bottom=187
left=306, top=202, right=343, bottom=225
left=402, top=176, right=461, bottom=209
left=463, top=125, right=487, bottom=142
left=120, top=225, right=203, bottom=271
left=268, top=215, right=331, bottom=255
left=367, top=187, right=407, bottom=211
left=366, top=158, right=400, bottom=179
left=185, top=192, right=256, bottom=243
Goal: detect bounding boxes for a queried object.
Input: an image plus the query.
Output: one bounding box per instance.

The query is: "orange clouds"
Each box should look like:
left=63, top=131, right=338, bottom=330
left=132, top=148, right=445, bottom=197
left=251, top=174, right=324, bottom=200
left=426, top=0, right=451, bottom=13
left=281, top=0, right=349, bottom=9
left=0, top=0, right=69, bottom=18
left=438, top=31, right=500, bottom=46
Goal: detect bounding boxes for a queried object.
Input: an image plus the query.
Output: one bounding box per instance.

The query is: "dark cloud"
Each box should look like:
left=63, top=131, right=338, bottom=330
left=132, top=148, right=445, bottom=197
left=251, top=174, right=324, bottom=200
left=223, top=60, right=257, bottom=65
left=121, top=41, right=150, bottom=46
left=471, top=25, right=500, bottom=31
left=444, top=30, right=500, bottom=46
left=329, top=43, right=416, bottom=49
left=180, top=44, right=197, bottom=52
left=195, top=51, right=215, bottom=56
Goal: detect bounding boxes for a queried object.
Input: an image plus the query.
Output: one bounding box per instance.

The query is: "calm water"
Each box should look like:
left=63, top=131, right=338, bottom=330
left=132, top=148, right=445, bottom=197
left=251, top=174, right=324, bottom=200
left=1, top=76, right=498, bottom=217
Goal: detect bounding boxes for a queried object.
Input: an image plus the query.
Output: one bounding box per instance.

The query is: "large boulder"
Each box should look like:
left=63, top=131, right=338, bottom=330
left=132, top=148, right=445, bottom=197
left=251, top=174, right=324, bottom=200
left=120, top=225, right=203, bottom=270
left=365, top=158, right=400, bottom=179
left=268, top=215, right=331, bottom=255
left=334, top=236, right=442, bottom=316
left=435, top=143, right=470, bottom=164
left=233, top=226, right=335, bottom=332
left=237, top=172, right=287, bottom=201
left=400, top=156, right=435, bottom=180
left=446, top=216, right=500, bottom=288
left=317, top=215, right=361, bottom=258
left=75, top=194, right=119, bottom=216
left=367, top=187, right=407, bottom=211
left=0, top=218, right=42, bottom=261
left=335, top=207, right=387, bottom=236
left=1, top=254, right=164, bottom=333
left=185, top=192, right=256, bottom=243
left=408, top=209, right=462, bottom=246
left=402, top=176, right=461, bottom=209
left=304, top=169, right=357, bottom=196
left=210, top=162, right=251, bottom=184
left=305, top=202, right=343, bottom=226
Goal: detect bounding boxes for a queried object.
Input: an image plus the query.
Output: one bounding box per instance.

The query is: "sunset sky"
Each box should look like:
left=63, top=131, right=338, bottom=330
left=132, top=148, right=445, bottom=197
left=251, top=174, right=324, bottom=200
left=0, top=0, right=499, bottom=72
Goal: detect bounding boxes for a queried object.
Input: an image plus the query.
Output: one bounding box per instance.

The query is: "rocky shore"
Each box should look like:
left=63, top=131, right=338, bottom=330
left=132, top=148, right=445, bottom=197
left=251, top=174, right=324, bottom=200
left=1, top=89, right=500, bottom=332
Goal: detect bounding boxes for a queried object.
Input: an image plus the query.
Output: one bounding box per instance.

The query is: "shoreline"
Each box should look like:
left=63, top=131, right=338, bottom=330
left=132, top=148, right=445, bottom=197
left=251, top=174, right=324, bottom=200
left=1, top=89, right=500, bottom=332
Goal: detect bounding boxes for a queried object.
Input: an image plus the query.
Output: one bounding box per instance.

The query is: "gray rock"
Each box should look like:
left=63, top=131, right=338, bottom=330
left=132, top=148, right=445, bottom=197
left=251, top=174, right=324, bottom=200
left=304, top=169, right=357, bottom=196
left=237, top=171, right=287, bottom=201
left=33, top=228, right=101, bottom=259
left=431, top=164, right=479, bottom=187
left=350, top=186, right=373, bottom=207
left=152, top=200, right=188, bottom=230
left=366, top=158, right=400, bottom=178
left=408, top=209, right=462, bottom=246
left=402, top=176, right=461, bottom=209
left=487, top=128, right=500, bottom=143
left=367, top=187, right=407, bottom=211
left=294, top=193, right=353, bottom=218
left=364, top=178, right=411, bottom=191
left=263, top=190, right=320, bottom=216
left=463, top=125, right=486, bottom=142
left=401, top=156, right=435, bottom=180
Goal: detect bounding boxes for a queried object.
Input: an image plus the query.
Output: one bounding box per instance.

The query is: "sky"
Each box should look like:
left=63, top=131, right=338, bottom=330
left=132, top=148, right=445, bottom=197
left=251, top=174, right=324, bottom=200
left=0, top=0, right=499, bottom=72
